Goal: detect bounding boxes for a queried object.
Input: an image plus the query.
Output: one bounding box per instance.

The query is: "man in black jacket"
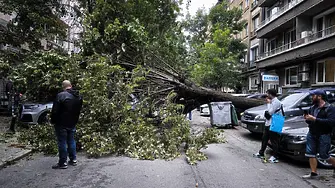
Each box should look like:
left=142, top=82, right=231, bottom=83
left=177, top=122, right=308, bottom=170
left=302, top=89, right=335, bottom=179
left=51, top=80, right=83, bottom=169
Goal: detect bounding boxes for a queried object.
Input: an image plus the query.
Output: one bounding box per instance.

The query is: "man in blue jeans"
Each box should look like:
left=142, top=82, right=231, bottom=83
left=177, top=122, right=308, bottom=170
left=303, top=89, right=335, bottom=179
left=51, top=80, right=83, bottom=169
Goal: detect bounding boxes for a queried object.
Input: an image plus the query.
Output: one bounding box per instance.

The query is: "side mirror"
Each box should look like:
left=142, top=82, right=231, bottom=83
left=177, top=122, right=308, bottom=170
left=298, top=102, right=309, bottom=108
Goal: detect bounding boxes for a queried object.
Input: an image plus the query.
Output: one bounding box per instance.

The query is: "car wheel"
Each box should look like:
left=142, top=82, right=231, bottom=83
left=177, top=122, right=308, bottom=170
left=37, top=112, right=49, bottom=124
left=316, top=144, right=335, bottom=169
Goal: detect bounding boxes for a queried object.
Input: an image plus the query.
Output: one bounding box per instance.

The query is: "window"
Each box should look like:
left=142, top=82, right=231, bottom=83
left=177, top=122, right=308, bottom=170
left=245, top=0, right=249, bottom=8
left=301, top=95, right=313, bottom=106
left=316, top=17, right=324, bottom=38
left=285, top=66, right=298, bottom=85
left=280, top=93, right=305, bottom=107
left=252, top=0, right=258, bottom=8
left=249, top=76, right=258, bottom=90
left=325, top=12, right=335, bottom=35
left=267, top=5, right=279, bottom=20
left=250, top=46, right=259, bottom=63
left=284, top=29, right=296, bottom=49
left=314, top=11, right=335, bottom=38
left=266, top=38, right=277, bottom=54
left=245, top=24, right=248, bottom=37
left=239, top=3, right=243, bottom=10
left=252, top=16, right=259, bottom=31
left=316, top=60, right=335, bottom=83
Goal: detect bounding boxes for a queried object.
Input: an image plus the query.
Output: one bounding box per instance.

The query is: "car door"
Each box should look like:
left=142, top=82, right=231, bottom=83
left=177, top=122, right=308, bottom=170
left=286, top=94, right=313, bottom=118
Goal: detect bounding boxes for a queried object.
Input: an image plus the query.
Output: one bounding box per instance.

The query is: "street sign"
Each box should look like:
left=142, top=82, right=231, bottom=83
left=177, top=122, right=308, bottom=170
left=262, top=75, right=279, bottom=82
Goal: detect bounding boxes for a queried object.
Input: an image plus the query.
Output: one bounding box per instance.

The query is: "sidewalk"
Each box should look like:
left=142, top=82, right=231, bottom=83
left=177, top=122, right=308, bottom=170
left=0, top=116, right=32, bottom=168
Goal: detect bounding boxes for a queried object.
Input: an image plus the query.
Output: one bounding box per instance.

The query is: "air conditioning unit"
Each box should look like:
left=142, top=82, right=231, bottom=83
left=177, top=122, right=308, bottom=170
left=272, top=7, right=278, bottom=15
left=301, top=31, right=308, bottom=38
left=300, top=31, right=310, bottom=44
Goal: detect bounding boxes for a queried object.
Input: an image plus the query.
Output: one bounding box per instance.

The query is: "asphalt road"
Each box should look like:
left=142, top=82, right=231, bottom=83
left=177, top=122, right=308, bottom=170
left=0, top=111, right=334, bottom=188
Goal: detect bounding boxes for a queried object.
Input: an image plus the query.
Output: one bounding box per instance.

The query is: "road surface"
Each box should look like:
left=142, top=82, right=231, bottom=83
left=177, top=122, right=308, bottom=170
left=0, top=111, right=334, bottom=188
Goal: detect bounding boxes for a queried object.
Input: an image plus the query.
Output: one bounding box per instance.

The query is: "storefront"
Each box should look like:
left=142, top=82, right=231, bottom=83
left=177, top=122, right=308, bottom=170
left=261, top=74, right=280, bottom=93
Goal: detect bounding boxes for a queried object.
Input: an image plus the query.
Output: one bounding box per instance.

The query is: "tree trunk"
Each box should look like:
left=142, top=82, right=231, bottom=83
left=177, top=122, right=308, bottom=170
left=170, top=79, right=265, bottom=113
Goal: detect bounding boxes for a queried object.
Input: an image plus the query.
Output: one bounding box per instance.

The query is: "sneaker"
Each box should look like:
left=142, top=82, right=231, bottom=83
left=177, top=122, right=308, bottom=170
left=302, top=173, right=319, bottom=180
left=68, top=160, right=77, bottom=166
left=52, top=163, right=68, bottom=169
left=253, top=153, right=265, bottom=159
left=268, top=156, right=279, bottom=163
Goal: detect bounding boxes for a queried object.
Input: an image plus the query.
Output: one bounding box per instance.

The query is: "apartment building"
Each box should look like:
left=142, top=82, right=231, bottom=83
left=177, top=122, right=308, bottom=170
left=229, top=0, right=262, bottom=94
left=256, top=0, right=335, bottom=93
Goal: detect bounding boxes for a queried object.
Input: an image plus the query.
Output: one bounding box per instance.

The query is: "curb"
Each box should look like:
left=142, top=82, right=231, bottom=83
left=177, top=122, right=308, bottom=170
left=0, top=149, right=33, bottom=169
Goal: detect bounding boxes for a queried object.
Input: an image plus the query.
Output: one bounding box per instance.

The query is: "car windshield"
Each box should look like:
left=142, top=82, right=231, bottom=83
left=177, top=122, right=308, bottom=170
left=279, top=93, right=305, bottom=107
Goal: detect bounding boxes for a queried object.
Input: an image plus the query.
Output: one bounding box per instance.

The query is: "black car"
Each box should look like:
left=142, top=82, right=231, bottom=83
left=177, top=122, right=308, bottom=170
left=273, top=116, right=335, bottom=168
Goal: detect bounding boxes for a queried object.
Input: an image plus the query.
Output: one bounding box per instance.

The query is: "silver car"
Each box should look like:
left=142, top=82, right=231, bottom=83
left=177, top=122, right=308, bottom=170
left=20, top=102, right=53, bottom=124
left=19, top=94, right=139, bottom=124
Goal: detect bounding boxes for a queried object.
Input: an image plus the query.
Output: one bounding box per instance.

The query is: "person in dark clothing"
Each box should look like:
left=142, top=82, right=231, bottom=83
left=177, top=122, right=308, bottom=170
left=5, top=80, right=21, bottom=133
left=302, top=89, right=335, bottom=179
left=51, top=80, right=83, bottom=169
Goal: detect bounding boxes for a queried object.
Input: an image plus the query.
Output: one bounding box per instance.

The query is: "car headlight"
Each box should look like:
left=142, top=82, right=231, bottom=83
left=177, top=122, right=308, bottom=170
left=255, top=115, right=265, bottom=121
left=240, top=112, right=244, bottom=116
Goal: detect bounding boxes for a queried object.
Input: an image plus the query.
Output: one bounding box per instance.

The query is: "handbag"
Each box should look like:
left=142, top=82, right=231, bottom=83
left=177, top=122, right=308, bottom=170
left=270, top=105, right=285, bottom=133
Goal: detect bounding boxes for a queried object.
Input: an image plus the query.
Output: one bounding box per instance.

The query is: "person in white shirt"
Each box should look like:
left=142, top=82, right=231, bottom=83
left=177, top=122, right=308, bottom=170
left=253, top=89, right=282, bottom=163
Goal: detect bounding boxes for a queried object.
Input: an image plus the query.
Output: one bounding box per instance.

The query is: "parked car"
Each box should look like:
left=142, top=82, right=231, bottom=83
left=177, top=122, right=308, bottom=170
left=232, top=94, right=250, bottom=97
left=20, top=102, right=53, bottom=124
left=200, top=104, right=210, bottom=116
left=271, top=115, right=335, bottom=168
left=241, top=88, right=335, bottom=134
left=19, top=94, right=139, bottom=124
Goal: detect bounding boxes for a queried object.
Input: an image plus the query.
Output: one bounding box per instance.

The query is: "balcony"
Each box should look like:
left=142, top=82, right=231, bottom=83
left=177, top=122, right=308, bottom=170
left=258, top=0, right=277, bottom=7
left=256, top=25, right=335, bottom=68
left=257, top=0, right=305, bottom=32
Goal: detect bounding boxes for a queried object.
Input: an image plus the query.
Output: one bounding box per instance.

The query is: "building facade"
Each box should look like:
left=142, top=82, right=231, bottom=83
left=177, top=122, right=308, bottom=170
left=256, top=0, right=335, bottom=93
left=230, top=0, right=335, bottom=94
left=229, top=0, right=262, bottom=94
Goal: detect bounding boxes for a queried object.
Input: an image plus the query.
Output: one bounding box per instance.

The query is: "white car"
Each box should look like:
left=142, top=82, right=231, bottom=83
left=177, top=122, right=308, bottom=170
left=200, top=104, right=210, bottom=116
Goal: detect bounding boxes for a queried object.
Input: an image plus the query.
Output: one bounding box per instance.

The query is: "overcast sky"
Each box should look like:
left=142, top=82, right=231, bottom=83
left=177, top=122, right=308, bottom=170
left=181, top=0, right=218, bottom=17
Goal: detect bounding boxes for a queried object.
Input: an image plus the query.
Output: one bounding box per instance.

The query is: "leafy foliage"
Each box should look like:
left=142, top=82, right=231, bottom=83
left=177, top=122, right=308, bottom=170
left=185, top=1, right=247, bottom=90
left=0, top=0, right=77, bottom=51
left=9, top=51, right=81, bottom=101
left=16, top=53, right=224, bottom=164
left=9, top=0, right=243, bottom=165
left=18, top=123, right=58, bottom=154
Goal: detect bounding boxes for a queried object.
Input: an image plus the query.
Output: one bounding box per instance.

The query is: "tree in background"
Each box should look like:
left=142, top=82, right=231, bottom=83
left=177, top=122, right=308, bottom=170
left=184, top=1, right=246, bottom=91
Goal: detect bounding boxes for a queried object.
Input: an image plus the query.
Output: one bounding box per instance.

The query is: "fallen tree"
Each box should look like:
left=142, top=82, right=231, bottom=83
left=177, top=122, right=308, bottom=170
left=13, top=0, right=266, bottom=165
left=113, top=49, right=265, bottom=114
